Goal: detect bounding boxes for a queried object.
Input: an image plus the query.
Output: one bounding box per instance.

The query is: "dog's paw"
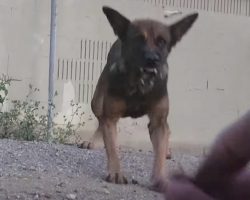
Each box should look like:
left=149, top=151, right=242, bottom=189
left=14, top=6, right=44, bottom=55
left=166, top=148, right=172, bottom=160
left=78, top=141, right=95, bottom=149
left=105, top=173, right=128, bottom=184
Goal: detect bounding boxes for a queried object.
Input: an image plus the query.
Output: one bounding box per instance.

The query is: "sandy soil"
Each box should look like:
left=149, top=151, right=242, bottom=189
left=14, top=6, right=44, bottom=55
left=0, top=139, right=205, bottom=200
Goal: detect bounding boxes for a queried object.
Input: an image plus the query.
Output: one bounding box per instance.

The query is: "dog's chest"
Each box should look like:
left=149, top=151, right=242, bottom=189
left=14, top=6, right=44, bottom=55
left=123, top=96, right=148, bottom=118
left=108, top=65, right=167, bottom=96
left=123, top=87, right=166, bottom=118
left=107, top=62, right=168, bottom=118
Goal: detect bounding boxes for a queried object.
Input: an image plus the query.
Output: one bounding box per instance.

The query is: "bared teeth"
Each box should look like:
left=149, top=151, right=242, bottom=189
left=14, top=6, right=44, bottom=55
left=140, top=79, right=145, bottom=85
left=144, top=68, right=154, bottom=72
left=149, top=80, right=154, bottom=87
left=144, top=68, right=158, bottom=75
left=159, top=73, right=163, bottom=79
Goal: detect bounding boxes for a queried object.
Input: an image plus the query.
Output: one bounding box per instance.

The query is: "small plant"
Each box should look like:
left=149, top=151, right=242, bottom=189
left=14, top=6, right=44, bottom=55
left=52, top=100, right=85, bottom=143
left=0, top=81, right=85, bottom=143
left=0, top=74, right=13, bottom=105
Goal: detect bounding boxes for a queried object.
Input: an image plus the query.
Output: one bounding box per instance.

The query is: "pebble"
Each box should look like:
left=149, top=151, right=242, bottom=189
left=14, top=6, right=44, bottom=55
left=103, top=188, right=110, bottom=194
left=132, top=179, right=139, bottom=185
left=34, top=193, right=39, bottom=199
left=66, top=193, right=77, bottom=200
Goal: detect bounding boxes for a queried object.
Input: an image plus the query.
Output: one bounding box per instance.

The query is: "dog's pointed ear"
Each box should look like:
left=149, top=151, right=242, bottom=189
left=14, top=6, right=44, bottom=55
left=170, top=13, right=198, bottom=47
left=103, top=6, right=131, bottom=40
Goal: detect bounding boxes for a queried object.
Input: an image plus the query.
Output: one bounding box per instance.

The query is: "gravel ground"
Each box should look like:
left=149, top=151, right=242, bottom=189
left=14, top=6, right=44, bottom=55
left=0, top=139, right=204, bottom=200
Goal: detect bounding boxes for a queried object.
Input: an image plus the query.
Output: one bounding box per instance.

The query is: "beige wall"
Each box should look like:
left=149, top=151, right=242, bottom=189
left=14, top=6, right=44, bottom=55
left=168, top=11, right=250, bottom=145
left=0, top=0, right=249, bottom=147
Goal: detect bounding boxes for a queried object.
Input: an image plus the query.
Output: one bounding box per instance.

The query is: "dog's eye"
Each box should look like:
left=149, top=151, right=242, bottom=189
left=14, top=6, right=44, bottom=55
left=135, top=34, right=146, bottom=42
left=156, top=36, right=166, bottom=48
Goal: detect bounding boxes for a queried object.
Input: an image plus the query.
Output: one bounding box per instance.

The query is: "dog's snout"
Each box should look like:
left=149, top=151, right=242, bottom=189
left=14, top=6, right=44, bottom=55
left=145, top=52, right=160, bottom=67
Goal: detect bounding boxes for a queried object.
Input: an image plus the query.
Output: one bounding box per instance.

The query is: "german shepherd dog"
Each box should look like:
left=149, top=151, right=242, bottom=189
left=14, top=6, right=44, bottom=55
left=82, top=6, right=198, bottom=190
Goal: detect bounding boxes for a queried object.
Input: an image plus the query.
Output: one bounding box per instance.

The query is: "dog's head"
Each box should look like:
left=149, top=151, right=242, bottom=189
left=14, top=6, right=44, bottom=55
left=103, top=6, right=198, bottom=93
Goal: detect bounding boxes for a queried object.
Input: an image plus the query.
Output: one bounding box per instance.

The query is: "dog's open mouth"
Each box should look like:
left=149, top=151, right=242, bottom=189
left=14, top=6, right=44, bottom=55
left=137, top=67, right=159, bottom=94
left=140, top=67, right=158, bottom=76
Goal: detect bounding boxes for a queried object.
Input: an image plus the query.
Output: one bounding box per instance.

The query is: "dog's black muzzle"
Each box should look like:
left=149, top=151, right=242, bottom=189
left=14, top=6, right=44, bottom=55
left=141, top=51, right=161, bottom=76
left=145, top=51, right=160, bottom=67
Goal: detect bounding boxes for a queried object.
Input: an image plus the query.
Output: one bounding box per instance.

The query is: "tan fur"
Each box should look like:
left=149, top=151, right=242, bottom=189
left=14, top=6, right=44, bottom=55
left=92, top=93, right=128, bottom=183
left=88, top=84, right=170, bottom=185
left=148, top=96, right=170, bottom=186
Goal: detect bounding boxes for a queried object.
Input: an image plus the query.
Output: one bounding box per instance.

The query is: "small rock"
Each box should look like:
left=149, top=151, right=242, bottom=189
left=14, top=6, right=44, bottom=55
left=103, top=188, right=110, bottom=194
left=132, top=179, right=139, bottom=185
left=30, top=166, right=36, bottom=171
left=44, top=193, right=51, bottom=199
left=57, top=182, right=65, bottom=187
left=66, top=193, right=77, bottom=200
left=34, top=193, right=39, bottom=199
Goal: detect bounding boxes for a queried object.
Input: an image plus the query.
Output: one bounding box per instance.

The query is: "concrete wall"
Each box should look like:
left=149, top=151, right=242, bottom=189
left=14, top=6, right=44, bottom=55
left=168, top=11, right=250, bottom=145
left=0, top=0, right=249, bottom=147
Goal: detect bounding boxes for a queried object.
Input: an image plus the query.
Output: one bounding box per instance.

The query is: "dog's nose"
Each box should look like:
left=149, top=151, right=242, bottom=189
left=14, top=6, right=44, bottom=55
left=145, top=52, right=160, bottom=67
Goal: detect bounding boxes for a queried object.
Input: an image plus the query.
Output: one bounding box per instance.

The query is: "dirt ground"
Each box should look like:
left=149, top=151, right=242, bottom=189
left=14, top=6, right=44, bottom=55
left=0, top=139, right=205, bottom=200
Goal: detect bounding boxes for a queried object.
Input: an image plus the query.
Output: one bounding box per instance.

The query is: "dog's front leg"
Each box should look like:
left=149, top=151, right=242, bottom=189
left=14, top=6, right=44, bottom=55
left=102, top=118, right=128, bottom=184
left=148, top=110, right=170, bottom=192
left=149, top=117, right=170, bottom=191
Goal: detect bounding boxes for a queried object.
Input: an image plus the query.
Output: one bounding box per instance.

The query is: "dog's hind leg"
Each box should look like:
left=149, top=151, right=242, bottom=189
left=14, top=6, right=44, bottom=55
left=79, top=71, right=107, bottom=150
left=80, top=122, right=103, bottom=149
left=79, top=100, right=104, bottom=149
